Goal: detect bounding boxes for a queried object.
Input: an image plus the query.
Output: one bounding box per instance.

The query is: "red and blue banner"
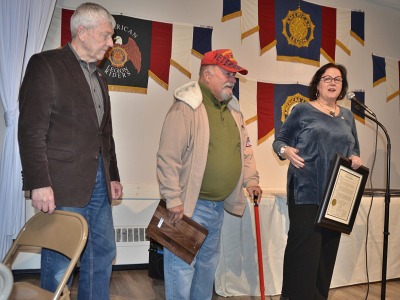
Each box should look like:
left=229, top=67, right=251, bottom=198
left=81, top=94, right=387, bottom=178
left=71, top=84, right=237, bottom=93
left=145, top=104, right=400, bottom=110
left=257, top=82, right=275, bottom=144
left=61, top=9, right=73, bottom=46
left=239, top=79, right=368, bottom=145
left=321, top=6, right=336, bottom=63
left=258, top=0, right=335, bottom=66
left=231, top=0, right=364, bottom=65
left=258, top=0, right=276, bottom=55
left=272, top=83, right=310, bottom=137
left=238, top=80, right=309, bottom=144
left=275, top=0, right=322, bottom=66
left=149, top=21, right=173, bottom=90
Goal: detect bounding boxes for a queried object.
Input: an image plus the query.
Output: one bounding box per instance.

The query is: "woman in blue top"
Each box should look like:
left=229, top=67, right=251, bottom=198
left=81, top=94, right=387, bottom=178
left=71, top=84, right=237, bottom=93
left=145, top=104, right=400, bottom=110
left=273, top=63, right=362, bottom=300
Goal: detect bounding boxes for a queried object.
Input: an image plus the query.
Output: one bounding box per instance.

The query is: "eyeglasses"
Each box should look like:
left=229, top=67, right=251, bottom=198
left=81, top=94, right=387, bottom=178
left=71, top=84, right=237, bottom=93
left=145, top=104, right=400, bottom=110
left=321, top=76, right=343, bottom=84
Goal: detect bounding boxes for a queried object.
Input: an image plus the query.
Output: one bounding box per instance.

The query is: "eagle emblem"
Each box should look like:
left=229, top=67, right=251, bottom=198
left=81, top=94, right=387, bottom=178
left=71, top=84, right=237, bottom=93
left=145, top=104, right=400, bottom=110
left=105, top=36, right=142, bottom=73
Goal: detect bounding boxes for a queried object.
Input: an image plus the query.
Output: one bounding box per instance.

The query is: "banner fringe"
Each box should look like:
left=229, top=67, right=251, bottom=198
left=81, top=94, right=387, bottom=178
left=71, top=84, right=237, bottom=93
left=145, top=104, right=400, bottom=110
left=245, top=115, right=258, bottom=125
left=108, top=85, right=147, bottom=94
left=221, top=11, right=242, bottom=22
left=350, top=31, right=365, bottom=46
left=149, top=71, right=169, bottom=90
left=170, top=59, right=192, bottom=78
left=241, top=26, right=259, bottom=40
left=336, top=39, right=351, bottom=56
left=258, top=130, right=274, bottom=145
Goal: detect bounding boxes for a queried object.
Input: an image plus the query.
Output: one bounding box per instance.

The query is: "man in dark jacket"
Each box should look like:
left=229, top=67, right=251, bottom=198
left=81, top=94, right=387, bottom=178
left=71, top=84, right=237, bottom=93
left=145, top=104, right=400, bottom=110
left=18, top=3, right=122, bottom=299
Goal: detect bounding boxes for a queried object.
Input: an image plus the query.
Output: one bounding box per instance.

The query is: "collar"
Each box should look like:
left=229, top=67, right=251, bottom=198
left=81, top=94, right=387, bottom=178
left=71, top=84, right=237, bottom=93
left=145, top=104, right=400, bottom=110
left=199, top=82, right=231, bottom=109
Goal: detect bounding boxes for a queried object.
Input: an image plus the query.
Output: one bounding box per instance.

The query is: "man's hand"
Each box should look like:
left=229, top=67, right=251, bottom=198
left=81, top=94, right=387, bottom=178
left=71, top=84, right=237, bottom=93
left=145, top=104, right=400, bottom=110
left=111, top=181, right=123, bottom=199
left=168, top=204, right=184, bottom=224
left=246, top=186, right=263, bottom=204
left=31, top=187, right=56, bottom=214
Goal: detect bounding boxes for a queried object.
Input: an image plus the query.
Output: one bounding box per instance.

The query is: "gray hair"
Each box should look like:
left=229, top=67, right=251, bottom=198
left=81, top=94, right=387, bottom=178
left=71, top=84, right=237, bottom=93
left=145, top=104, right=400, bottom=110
left=199, top=65, right=215, bottom=77
left=70, top=2, right=116, bottom=38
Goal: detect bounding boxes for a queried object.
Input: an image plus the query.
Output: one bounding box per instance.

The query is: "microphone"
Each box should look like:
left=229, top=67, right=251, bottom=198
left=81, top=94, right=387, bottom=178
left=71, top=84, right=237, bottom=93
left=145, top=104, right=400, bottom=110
left=346, top=92, right=376, bottom=117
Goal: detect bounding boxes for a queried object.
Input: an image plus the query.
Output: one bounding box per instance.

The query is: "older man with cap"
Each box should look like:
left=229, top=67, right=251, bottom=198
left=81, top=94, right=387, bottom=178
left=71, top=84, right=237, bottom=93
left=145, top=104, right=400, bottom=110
left=156, top=49, right=262, bottom=300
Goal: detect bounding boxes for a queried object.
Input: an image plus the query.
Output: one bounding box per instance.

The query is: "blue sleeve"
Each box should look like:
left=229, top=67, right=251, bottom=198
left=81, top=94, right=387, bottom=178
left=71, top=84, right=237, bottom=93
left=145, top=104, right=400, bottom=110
left=272, top=104, right=302, bottom=159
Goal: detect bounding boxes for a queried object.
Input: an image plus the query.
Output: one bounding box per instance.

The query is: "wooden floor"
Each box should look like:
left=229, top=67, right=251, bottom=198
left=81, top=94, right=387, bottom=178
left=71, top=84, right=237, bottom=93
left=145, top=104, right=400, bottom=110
left=14, top=268, right=400, bottom=299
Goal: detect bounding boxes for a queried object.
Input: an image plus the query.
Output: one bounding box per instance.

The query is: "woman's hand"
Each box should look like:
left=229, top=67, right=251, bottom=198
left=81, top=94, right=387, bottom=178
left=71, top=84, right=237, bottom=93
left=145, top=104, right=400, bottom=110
left=349, top=155, right=362, bottom=170
left=283, top=146, right=305, bottom=169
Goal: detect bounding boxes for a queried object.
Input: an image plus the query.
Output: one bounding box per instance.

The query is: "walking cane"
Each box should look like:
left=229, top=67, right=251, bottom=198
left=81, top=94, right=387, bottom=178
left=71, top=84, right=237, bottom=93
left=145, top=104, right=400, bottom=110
left=253, top=194, right=266, bottom=299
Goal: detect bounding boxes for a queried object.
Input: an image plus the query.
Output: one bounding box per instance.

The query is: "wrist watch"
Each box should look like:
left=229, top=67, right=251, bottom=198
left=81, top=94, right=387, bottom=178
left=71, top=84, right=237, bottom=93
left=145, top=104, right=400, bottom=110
left=278, top=146, right=287, bottom=158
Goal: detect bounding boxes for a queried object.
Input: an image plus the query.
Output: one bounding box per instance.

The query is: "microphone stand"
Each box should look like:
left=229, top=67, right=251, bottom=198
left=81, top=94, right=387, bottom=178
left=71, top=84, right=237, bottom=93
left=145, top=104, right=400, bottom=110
left=361, top=112, right=391, bottom=300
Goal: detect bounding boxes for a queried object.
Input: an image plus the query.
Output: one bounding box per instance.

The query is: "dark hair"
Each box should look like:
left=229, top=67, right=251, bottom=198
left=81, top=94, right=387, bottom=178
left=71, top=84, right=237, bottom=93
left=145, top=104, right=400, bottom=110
left=309, top=63, right=348, bottom=100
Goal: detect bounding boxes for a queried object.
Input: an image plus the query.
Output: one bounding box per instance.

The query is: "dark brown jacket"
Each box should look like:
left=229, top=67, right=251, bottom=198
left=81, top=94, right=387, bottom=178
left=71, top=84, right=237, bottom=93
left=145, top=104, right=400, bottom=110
left=18, top=45, right=120, bottom=207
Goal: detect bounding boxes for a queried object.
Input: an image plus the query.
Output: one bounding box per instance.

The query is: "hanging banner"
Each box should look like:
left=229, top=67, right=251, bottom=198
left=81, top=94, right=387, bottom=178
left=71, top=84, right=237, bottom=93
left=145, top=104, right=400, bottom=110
left=224, top=1, right=364, bottom=66
left=222, top=0, right=241, bottom=22
left=372, top=54, right=400, bottom=101
left=103, top=15, right=152, bottom=93
left=61, top=9, right=213, bottom=93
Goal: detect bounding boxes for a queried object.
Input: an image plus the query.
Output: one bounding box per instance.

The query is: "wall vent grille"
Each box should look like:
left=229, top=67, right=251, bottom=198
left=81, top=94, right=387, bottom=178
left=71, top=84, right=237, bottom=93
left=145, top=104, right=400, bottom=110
left=114, top=226, right=149, bottom=244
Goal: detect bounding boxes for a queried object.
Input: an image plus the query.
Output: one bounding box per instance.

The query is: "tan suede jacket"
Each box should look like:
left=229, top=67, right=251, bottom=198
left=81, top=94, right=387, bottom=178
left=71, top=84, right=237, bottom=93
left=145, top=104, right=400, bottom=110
left=156, top=81, right=259, bottom=217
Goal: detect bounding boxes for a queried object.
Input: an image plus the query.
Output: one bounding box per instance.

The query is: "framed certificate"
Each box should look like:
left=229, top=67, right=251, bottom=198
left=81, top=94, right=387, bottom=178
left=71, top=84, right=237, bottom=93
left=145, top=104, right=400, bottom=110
left=315, top=154, right=369, bottom=234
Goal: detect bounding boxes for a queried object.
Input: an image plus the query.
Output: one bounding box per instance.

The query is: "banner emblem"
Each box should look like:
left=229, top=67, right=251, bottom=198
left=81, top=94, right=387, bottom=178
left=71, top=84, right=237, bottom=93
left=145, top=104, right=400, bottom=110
left=105, top=36, right=141, bottom=72
left=281, top=92, right=309, bottom=122
left=282, top=7, right=315, bottom=48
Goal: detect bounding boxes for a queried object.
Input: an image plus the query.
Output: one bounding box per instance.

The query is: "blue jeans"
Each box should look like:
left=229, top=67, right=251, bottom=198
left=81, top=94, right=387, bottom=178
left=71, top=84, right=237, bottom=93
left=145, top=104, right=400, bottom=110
left=41, top=155, right=116, bottom=300
left=164, top=199, right=224, bottom=300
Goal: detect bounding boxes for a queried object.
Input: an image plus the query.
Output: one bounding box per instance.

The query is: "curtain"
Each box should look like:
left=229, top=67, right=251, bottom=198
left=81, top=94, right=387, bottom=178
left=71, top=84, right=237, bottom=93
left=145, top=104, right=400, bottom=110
left=0, top=0, right=56, bottom=260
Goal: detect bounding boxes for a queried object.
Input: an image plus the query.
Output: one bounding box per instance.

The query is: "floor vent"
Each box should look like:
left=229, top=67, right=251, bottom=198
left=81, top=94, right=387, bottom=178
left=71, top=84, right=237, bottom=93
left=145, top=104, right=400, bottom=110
left=114, top=226, right=149, bottom=244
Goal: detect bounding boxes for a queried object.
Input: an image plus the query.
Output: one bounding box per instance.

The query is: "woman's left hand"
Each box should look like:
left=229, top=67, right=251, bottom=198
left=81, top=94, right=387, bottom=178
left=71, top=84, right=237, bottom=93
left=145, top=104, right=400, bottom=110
left=349, top=155, right=362, bottom=170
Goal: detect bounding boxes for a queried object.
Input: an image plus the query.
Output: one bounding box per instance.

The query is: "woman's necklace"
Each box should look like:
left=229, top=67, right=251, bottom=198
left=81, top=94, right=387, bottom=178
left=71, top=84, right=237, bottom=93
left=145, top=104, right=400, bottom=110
left=317, top=99, right=336, bottom=117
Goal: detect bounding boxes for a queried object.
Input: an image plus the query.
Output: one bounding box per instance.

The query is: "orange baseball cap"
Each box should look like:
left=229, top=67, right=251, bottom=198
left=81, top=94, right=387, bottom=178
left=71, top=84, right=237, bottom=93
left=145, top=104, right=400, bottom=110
left=201, top=49, right=248, bottom=75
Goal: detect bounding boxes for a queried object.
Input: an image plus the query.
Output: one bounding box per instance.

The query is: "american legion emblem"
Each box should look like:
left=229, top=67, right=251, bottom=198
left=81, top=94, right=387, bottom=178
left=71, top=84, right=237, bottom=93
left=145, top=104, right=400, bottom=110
left=282, top=7, right=315, bottom=48
left=281, top=93, right=309, bottom=123
left=105, top=36, right=141, bottom=73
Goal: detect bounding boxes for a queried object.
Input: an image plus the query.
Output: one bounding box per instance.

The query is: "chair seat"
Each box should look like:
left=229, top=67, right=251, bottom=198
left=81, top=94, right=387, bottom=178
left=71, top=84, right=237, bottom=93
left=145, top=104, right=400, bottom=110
left=9, top=282, right=55, bottom=300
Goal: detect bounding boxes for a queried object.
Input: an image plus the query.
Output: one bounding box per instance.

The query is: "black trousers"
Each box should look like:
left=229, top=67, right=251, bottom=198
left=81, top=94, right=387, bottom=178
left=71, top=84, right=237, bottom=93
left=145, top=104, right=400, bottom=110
left=281, top=182, right=341, bottom=300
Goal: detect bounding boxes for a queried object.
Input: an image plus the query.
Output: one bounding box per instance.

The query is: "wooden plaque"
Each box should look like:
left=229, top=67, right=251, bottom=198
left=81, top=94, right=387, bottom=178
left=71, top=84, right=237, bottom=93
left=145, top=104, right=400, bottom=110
left=146, top=200, right=208, bottom=264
